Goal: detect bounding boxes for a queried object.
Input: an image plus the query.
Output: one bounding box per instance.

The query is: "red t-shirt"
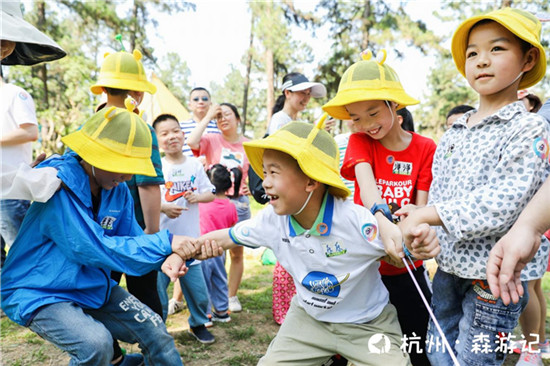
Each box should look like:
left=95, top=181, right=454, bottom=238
left=341, top=132, right=437, bottom=275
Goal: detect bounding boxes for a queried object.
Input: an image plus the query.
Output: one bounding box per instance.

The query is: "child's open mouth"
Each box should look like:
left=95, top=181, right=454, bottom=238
left=368, top=127, right=381, bottom=135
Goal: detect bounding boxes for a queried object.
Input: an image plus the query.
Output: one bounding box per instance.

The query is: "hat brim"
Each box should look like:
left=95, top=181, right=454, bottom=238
left=90, top=79, right=157, bottom=95
left=286, top=82, right=327, bottom=98
left=451, top=12, right=547, bottom=90
left=322, top=88, right=419, bottom=120
left=1, top=6, right=66, bottom=65
left=244, top=131, right=350, bottom=199
left=61, top=131, right=156, bottom=177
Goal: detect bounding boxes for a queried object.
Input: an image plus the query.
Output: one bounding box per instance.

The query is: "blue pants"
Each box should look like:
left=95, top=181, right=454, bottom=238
left=28, top=285, right=182, bottom=366
left=0, top=199, right=30, bottom=267
left=202, top=254, right=229, bottom=314
left=158, top=263, right=210, bottom=327
left=427, top=269, right=528, bottom=366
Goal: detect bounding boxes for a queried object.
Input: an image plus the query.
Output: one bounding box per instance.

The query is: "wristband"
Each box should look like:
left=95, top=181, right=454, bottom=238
left=370, top=203, right=393, bottom=222
left=402, top=241, right=417, bottom=270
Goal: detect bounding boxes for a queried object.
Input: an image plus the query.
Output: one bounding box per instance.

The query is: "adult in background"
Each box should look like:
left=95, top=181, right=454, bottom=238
left=1, top=0, right=66, bottom=268
left=180, top=87, right=220, bottom=157
left=187, top=102, right=250, bottom=313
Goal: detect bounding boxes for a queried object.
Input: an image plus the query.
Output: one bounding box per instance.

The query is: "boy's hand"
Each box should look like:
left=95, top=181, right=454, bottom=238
left=487, top=226, right=540, bottom=305
left=376, top=215, right=405, bottom=264
left=324, top=118, right=336, bottom=133
left=161, top=253, right=188, bottom=282
left=162, top=203, right=186, bottom=218
left=194, top=239, right=224, bottom=260
left=172, top=235, right=200, bottom=260
left=183, top=191, right=198, bottom=204
left=400, top=220, right=440, bottom=259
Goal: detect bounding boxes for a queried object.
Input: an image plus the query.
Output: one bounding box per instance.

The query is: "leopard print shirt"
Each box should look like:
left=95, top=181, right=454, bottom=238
left=430, top=101, right=550, bottom=280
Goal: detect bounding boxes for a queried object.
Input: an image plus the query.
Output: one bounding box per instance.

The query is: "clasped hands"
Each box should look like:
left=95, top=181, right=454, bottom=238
left=161, top=236, right=223, bottom=282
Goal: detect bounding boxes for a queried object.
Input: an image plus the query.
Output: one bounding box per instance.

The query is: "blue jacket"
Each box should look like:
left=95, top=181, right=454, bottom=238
left=1, top=154, right=172, bottom=326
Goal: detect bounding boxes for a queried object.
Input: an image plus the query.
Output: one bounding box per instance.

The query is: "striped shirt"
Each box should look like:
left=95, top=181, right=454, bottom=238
left=179, top=118, right=220, bottom=157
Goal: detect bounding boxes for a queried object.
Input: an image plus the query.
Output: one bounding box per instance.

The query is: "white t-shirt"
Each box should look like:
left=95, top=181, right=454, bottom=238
left=229, top=194, right=389, bottom=324
left=160, top=156, right=214, bottom=239
left=267, top=110, right=292, bottom=135
left=1, top=82, right=38, bottom=168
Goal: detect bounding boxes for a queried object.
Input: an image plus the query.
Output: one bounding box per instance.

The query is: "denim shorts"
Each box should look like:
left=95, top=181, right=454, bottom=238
left=427, top=269, right=528, bottom=366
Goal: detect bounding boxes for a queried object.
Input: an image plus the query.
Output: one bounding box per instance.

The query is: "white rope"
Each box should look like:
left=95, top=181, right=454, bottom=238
left=402, top=258, right=460, bottom=366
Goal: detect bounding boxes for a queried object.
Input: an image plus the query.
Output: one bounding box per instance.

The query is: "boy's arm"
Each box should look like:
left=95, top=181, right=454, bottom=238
left=198, top=228, right=237, bottom=250
left=184, top=190, right=214, bottom=204
left=487, top=177, right=550, bottom=305
left=138, top=184, right=161, bottom=234
left=186, top=104, right=221, bottom=150
left=355, top=162, right=404, bottom=262
left=161, top=253, right=188, bottom=282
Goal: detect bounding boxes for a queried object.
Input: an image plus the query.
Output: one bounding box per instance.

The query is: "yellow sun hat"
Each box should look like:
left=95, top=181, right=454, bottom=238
left=322, top=50, right=419, bottom=120
left=451, top=8, right=546, bottom=90
left=90, top=49, right=157, bottom=95
left=244, top=114, right=350, bottom=199
left=61, top=97, right=156, bottom=176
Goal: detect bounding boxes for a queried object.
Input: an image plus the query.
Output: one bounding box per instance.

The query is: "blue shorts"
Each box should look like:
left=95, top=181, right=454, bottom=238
left=427, top=269, right=528, bottom=366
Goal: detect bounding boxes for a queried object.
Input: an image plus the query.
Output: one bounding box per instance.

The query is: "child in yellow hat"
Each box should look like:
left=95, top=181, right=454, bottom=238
left=194, top=119, right=439, bottom=365
left=322, top=49, right=436, bottom=366
left=397, top=8, right=549, bottom=366
left=0, top=101, right=218, bottom=365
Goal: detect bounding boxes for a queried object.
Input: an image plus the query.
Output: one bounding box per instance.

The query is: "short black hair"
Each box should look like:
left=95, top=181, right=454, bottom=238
left=446, top=105, right=475, bottom=120
left=189, top=87, right=210, bottom=98
left=103, top=87, right=130, bottom=96
left=152, top=113, right=178, bottom=130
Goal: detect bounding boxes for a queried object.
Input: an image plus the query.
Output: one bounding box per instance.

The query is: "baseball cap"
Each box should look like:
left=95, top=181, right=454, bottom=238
left=282, top=73, right=327, bottom=98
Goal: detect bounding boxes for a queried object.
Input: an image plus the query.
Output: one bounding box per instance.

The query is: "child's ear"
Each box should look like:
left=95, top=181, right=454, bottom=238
left=305, top=179, right=320, bottom=192
left=522, top=47, right=539, bottom=73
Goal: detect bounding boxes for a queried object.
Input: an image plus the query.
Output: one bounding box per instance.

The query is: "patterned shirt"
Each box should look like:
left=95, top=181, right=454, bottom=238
left=179, top=118, right=220, bottom=157
left=430, top=101, right=550, bottom=280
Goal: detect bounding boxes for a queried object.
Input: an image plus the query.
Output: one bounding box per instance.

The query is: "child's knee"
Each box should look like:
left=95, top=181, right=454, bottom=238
left=74, top=326, right=113, bottom=364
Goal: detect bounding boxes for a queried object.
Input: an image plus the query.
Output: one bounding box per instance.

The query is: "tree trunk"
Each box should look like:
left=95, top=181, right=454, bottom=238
left=130, top=1, right=138, bottom=51
left=242, top=17, right=255, bottom=137
left=265, top=48, right=274, bottom=129
left=36, top=1, right=49, bottom=108
left=361, top=0, right=371, bottom=50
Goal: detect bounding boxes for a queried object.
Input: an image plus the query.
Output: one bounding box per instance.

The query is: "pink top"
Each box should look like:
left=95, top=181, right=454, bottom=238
left=199, top=198, right=238, bottom=234
left=198, top=133, right=250, bottom=197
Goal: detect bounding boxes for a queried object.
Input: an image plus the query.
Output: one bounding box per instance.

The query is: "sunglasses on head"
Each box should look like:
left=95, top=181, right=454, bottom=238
left=193, top=96, right=210, bottom=102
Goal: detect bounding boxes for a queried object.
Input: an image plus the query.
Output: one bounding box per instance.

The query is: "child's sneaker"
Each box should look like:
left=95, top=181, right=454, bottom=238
left=212, top=311, right=231, bottom=323
left=167, top=299, right=185, bottom=315
left=228, top=296, right=242, bottom=312
left=516, top=351, right=543, bottom=366
left=188, top=325, right=215, bottom=344
left=119, top=353, right=145, bottom=366
left=539, top=339, right=550, bottom=359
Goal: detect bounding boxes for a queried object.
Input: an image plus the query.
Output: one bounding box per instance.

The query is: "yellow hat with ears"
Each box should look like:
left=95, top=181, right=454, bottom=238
left=322, top=50, right=419, bottom=120
left=451, top=8, right=546, bottom=90
left=244, top=114, right=350, bottom=200
left=90, top=49, right=157, bottom=95
left=62, top=97, right=156, bottom=176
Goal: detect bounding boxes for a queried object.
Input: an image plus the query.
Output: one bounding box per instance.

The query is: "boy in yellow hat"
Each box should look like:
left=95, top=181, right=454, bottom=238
left=322, top=49, right=437, bottom=366
left=396, top=8, right=549, bottom=365
left=195, top=119, right=439, bottom=365
left=0, top=101, right=217, bottom=365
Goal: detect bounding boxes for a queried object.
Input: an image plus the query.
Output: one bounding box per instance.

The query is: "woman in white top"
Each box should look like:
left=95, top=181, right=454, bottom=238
left=267, top=72, right=327, bottom=135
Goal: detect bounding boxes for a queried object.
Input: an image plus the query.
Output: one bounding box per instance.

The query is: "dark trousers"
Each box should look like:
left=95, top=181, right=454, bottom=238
left=382, top=266, right=432, bottom=366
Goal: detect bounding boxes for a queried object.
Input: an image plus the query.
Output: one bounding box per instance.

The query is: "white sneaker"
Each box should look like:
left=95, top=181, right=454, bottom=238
left=516, top=351, right=543, bottom=366
left=167, top=299, right=185, bottom=315
left=228, top=296, right=242, bottom=312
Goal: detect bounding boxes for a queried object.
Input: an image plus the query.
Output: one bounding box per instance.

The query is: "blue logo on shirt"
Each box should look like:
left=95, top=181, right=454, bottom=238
left=302, top=271, right=350, bottom=297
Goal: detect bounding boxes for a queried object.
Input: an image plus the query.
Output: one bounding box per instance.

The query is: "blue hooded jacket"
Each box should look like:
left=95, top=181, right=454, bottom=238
left=1, top=154, right=172, bottom=326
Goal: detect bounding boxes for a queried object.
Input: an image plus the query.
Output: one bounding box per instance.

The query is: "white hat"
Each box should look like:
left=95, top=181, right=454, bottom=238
left=281, top=73, right=327, bottom=98
left=1, top=0, right=66, bottom=65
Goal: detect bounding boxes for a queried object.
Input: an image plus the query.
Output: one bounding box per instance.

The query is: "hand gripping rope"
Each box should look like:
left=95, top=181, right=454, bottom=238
left=401, top=245, right=460, bottom=366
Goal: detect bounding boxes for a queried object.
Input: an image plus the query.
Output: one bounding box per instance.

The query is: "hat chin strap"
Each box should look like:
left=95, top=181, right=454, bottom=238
left=293, top=190, right=314, bottom=216
left=507, top=71, right=524, bottom=90
left=92, top=165, right=97, bottom=178
left=384, top=100, right=395, bottom=129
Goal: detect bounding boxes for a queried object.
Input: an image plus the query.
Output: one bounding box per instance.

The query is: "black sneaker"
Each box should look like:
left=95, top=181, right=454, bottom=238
left=188, top=325, right=215, bottom=344
left=211, top=311, right=231, bottom=323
